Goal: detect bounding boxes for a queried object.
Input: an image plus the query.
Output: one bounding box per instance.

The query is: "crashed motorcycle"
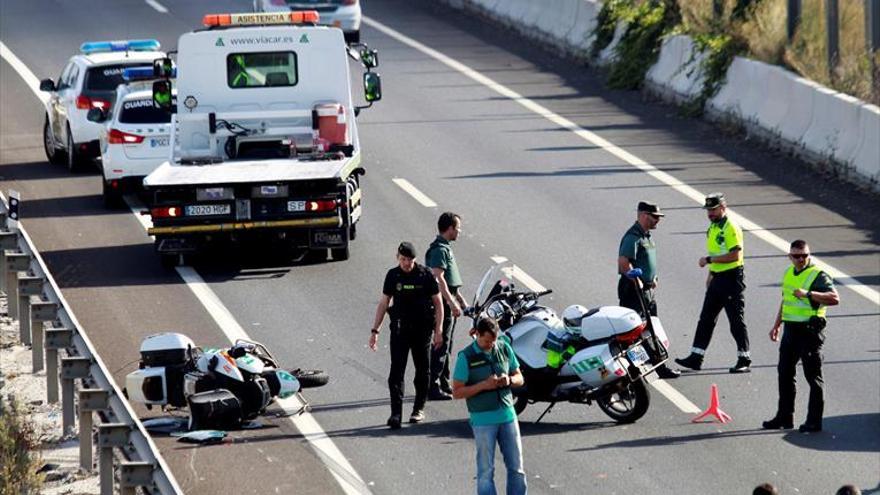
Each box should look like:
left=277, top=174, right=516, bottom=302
left=125, top=333, right=329, bottom=429
left=468, top=262, right=669, bottom=424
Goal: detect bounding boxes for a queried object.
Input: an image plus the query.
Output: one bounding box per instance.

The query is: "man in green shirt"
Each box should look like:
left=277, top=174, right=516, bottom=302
left=426, top=212, right=467, bottom=400
left=676, top=193, right=752, bottom=373
left=453, top=317, right=526, bottom=495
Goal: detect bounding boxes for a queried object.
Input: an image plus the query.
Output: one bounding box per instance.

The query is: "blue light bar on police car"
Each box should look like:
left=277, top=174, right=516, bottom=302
left=80, top=39, right=161, bottom=54
left=122, top=66, right=175, bottom=81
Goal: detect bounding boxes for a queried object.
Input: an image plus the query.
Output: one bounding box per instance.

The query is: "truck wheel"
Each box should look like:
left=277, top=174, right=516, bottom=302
left=102, top=176, right=123, bottom=209
left=44, top=116, right=65, bottom=165
left=160, top=253, right=181, bottom=269
left=349, top=223, right=357, bottom=241
left=596, top=379, right=650, bottom=424
left=330, top=244, right=350, bottom=261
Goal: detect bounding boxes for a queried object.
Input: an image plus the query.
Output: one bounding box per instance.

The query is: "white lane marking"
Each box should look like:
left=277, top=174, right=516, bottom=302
left=489, top=255, right=698, bottom=413
left=489, top=256, right=546, bottom=292
left=362, top=16, right=879, bottom=307
left=145, top=0, right=169, bottom=13
left=124, top=197, right=371, bottom=495
left=391, top=177, right=437, bottom=207
left=0, top=41, right=49, bottom=104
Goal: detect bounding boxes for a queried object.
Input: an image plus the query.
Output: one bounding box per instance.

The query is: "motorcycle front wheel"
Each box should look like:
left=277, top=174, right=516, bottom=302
left=596, top=379, right=650, bottom=423
left=290, top=369, right=330, bottom=388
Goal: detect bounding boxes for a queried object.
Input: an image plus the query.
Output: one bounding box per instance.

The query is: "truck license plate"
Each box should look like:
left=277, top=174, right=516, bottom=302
left=627, top=345, right=649, bottom=365
left=185, top=204, right=230, bottom=216
left=287, top=200, right=306, bottom=212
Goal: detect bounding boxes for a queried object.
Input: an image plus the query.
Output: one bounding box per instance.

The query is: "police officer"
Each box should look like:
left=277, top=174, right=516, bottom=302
left=369, top=242, right=444, bottom=429
left=676, top=193, right=752, bottom=373
left=426, top=212, right=467, bottom=400
left=763, top=240, right=839, bottom=433
left=617, top=201, right=680, bottom=379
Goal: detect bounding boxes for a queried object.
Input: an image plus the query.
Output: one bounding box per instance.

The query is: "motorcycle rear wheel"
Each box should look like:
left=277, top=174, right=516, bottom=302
left=291, top=369, right=330, bottom=388
left=596, top=379, right=650, bottom=423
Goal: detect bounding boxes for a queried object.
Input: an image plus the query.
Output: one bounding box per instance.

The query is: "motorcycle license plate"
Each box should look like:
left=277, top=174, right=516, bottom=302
left=627, top=344, right=649, bottom=365
left=185, top=204, right=231, bottom=216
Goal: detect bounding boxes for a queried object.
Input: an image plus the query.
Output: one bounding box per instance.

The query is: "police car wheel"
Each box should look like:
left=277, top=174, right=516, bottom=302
left=102, top=177, right=123, bottom=209
left=43, top=117, right=65, bottom=165
left=65, top=125, right=83, bottom=172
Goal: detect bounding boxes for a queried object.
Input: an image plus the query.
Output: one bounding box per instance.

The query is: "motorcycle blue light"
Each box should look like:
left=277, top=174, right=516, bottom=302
left=80, top=39, right=161, bottom=54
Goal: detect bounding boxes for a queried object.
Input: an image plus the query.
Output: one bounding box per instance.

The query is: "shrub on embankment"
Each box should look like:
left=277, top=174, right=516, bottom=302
left=0, top=398, right=43, bottom=495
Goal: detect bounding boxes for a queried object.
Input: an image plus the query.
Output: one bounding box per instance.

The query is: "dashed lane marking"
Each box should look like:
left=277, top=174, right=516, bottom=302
left=362, top=15, right=879, bottom=307
left=145, top=0, right=169, bottom=13
left=392, top=177, right=437, bottom=207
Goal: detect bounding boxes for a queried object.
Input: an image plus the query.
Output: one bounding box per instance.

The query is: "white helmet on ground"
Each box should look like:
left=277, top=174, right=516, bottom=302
left=562, top=304, right=589, bottom=335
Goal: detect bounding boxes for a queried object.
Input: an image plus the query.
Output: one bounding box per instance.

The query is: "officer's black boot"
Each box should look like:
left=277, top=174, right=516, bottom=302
left=729, top=356, right=752, bottom=374
left=674, top=353, right=703, bottom=371
left=762, top=415, right=794, bottom=430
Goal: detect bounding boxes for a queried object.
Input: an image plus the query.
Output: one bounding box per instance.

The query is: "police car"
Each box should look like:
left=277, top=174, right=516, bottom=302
left=254, top=0, right=361, bottom=43
left=39, top=40, right=166, bottom=172
left=91, top=68, right=176, bottom=207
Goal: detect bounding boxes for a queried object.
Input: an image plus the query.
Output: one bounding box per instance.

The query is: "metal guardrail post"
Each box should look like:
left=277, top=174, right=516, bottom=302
left=78, top=389, right=110, bottom=471
left=17, top=275, right=41, bottom=346
left=61, top=357, right=91, bottom=435
left=45, top=327, right=73, bottom=404
left=788, top=0, right=802, bottom=41
left=5, top=250, right=30, bottom=321
left=29, top=300, right=57, bottom=373
left=0, top=231, right=17, bottom=294
left=868, top=0, right=880, bottom=102
left=119, top=461, right=155, bottom=495
left=826, top=0, right=840, bottom=82
left=98, top=423, right=131, bottom=495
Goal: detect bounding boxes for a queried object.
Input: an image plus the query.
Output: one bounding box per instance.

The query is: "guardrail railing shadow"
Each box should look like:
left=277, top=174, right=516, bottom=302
left=0, top=190, right=181, bottom=495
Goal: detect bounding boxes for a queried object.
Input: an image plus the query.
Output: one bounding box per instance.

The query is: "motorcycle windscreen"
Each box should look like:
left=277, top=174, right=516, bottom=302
left=473, top=260, right=516, bottom=309
left=565, top=344, right=627, bottom=388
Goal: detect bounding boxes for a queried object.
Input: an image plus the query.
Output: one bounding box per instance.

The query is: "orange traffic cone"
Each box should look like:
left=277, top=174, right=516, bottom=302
left=692, top=383, right=732, bottom=423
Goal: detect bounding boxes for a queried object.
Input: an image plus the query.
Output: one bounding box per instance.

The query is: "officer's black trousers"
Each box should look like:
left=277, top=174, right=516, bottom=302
left=388, top=320, right=431, bottom=417
left=430, top=297, right=456, bottom=392
left=776, top=322, right=825, bottom=425
left=692, top=267, right=750, bottom=354
left=617, top=277, right=657, bottom=318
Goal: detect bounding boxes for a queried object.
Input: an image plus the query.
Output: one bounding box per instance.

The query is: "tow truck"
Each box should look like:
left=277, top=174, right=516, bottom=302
left=143, top=11, right=381, bottom=266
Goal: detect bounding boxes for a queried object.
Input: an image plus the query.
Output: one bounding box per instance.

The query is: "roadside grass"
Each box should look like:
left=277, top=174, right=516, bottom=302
left=0, top=398, right=43, bottom=495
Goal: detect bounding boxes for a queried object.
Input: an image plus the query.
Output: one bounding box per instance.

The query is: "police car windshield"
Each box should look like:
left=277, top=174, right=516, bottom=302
left=86, top=64, right=150, bottom=91
left=119, top=98, right=173, bottom=124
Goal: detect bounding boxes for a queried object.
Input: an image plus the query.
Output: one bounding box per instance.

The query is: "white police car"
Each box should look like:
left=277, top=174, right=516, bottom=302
left=254, top=0, right=361, bottom=43
left=39, top=40, right=165, bottom=172
left=92, top=68, right=176, bottom=207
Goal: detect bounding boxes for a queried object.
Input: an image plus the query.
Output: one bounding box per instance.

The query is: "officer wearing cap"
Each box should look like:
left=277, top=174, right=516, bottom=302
left=617, top=201, right=680, bottom=379
left=369, top=242, right=444, bottom=429
left=676, top=193, right=752, bottom=373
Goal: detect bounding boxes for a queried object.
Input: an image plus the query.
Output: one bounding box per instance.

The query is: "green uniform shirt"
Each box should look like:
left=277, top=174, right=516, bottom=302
left=425, top=235, right=463, bottom=288
left=618, top=221, right=657, bottom=284
left=706, top=216, right=744, bottom=273
left=453, top=340, right=520, bottom=426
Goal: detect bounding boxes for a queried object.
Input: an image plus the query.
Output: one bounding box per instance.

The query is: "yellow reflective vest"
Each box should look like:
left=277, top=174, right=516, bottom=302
left=781, top=265, right=826, bottom=322
left=706, top=217, right=744, bottom=273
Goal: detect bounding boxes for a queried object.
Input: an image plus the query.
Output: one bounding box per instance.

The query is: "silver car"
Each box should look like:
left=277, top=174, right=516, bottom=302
left=254, top=0, right=361, bottom=43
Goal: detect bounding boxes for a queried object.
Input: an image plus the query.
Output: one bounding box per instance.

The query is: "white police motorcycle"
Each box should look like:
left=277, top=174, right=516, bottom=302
left=125, top=333, right=328, bottom=429
left=469, top=261, right=670, bottom=423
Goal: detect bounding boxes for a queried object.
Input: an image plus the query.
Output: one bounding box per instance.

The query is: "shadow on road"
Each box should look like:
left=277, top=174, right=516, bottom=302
left=782, top=412, right=880, bottom=453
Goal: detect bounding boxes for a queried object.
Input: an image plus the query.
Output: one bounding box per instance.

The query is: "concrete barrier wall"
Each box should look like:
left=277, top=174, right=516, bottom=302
left=433, top=0, right=879, bottom=190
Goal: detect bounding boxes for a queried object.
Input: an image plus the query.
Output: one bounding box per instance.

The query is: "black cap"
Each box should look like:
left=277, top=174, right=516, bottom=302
left=397, top=241, right=417, bottom=258
left=703, top=192, right=726, bottom=209
left=637, top=201, right=665, bottom=217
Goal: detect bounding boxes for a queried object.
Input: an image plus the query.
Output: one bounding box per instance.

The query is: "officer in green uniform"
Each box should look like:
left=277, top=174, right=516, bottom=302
left=618, top=201, right=679, bottom=379
left=452, top=317, right=527, bottom=495
left=676, top=193, right=752, bottom=373
left=425, top=212, right=467, bottom=400
left=763, top=240, right=839, bottom=433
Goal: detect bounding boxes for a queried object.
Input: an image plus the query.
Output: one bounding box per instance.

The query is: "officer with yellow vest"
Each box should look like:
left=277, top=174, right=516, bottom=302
left=676, top=193, right=752, bottom=373
left=763, top=239, right=839, bottom=433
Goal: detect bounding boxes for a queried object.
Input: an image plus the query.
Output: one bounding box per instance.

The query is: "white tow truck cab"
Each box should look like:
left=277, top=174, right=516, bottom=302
left=143, top=11, right=381, bottom=266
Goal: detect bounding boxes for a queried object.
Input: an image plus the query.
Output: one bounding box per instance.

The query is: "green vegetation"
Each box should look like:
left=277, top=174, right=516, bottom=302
left=0, top=399, right=43, bottom=495
left=593, top=0, right=878, bottom=105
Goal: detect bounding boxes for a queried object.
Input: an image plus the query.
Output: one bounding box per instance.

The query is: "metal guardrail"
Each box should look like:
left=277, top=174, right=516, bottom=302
left=0, top=191, right=182, bottom=495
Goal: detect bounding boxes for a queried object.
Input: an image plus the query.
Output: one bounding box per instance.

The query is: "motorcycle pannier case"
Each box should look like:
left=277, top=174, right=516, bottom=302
left=187, top=389, right=243, bottom=430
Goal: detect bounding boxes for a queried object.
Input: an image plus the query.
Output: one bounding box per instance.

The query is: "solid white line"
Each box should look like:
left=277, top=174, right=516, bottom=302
left=0, top=41, right=49, bottom=104
left=391, top=177, right=437, bottom=207
left=489, top=256, right=547, bottom=292
left=362, top=16, right=879, bottom=307
left=145, top=0, right=169, bottom=13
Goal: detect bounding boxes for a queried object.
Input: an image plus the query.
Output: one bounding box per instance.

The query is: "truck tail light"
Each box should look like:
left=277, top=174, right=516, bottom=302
left=76, top=95, right=110, bottom=110
left=615, top=322, right=647, bottom=346
left=307, top=200, right=338, bottom=212
left=108, top=128, right=144, bottom=145
left=151, top=206, right=181, bottom=218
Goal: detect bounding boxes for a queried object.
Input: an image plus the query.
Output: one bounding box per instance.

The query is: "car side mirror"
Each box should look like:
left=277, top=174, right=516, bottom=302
left=86, top=108, right=107, bottom=123
left=360, top=49, right=378, bottom=69
left=152, top=80, right=173, bottom=112
left=39, top=78, right=56, bottom=92
left=364, top=72, right=382, bottom=103
left=153, top=57, right=174, bottom=78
